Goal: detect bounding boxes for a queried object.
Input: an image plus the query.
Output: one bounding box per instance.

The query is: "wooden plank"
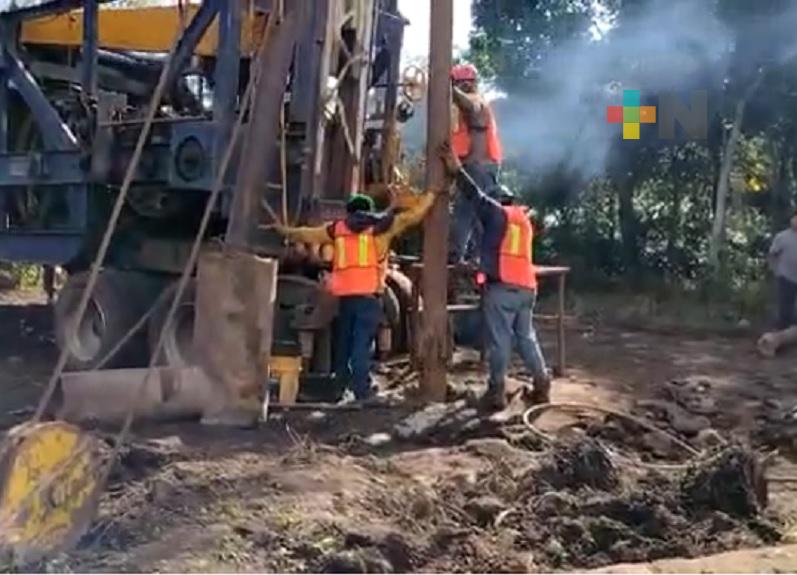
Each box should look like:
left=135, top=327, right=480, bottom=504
left=417, top=0, right=453, bottom=402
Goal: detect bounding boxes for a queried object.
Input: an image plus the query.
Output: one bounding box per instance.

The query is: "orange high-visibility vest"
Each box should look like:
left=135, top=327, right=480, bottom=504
left=327, top=221, right=380, bottom=296
left=451, top=103, right=502, bottom=164
left=498, top=206, right=536, bottom=290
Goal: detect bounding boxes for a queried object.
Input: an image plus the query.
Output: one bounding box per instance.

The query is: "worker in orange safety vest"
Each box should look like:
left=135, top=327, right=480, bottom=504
left=442, top=144, right=551, bottom=411
left=449, top=62, right=504, bottom=265
left=275, top=176, right=447, bottom=402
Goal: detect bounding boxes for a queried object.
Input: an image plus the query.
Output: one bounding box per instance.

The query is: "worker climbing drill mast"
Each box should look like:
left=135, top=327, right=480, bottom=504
left=449, top=62, right=504, bottom=264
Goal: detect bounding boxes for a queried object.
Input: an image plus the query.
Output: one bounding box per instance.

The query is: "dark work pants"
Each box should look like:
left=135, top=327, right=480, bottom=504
left=777, top=276, right=797, bottom=330
left=335, top=295, right=382, bottom=400
left=449, top=161, right=499, bottom=263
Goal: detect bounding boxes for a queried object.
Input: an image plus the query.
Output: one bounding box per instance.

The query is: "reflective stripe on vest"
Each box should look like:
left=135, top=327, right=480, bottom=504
left=328, top=221, right=380, bottom=296
left=451, top=103, right=502, bottom=164
left=498, top=206, right=536, bottom=289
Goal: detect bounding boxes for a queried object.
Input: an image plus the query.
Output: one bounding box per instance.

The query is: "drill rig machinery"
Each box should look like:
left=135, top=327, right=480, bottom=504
left=0, top=0, right=422, bottom=394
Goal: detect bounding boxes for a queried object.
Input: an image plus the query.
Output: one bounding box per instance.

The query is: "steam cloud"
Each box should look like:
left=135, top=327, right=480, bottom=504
left=400, top=0, right=797, bottom=180
left=491, top=0, right=731, bottom=178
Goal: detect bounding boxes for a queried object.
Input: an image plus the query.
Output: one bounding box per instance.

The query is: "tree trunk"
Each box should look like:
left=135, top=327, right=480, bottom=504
left=617, top=178, right=639, bottom=278
left=771, top=141, right=793, bottom=232
left=708, top=99, right=744, bottom=272
left=708, top=75, right=764, bottom=273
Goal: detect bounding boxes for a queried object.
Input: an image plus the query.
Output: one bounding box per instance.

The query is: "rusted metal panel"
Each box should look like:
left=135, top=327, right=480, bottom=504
left=193, top=249, right=278, bottom=425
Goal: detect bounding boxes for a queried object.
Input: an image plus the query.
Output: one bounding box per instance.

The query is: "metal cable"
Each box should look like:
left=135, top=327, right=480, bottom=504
left=94, top=9, right=276, bottom=490
left=0, top=14, right=275, bottom=546
left=31, top=34, right=182, bottom=423
left=521, top=401, right=703, bottom=472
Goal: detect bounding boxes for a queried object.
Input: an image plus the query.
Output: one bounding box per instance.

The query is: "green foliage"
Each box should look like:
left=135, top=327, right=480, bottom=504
left=464, top=0, right=797, bottom=319
left=0, top=263, right=42, bottom=290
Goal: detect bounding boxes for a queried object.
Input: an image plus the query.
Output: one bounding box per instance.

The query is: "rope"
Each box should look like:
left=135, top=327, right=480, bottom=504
left=0, top=15, right=276, bottom=542
left=32, top=23, right=183, bottom=424
left=280, top=103, right=289, bottom=224
left=327, top=53, right=368, bottom=158
left=521, top=402, right=702, bottom=472
left=521, top=402, right=797, bottom=481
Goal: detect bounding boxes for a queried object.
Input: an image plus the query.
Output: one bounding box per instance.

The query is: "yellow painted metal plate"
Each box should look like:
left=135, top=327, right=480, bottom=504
left=0, top=421, right=106, bottom=566
left=21, top=4, right=265, bottom=57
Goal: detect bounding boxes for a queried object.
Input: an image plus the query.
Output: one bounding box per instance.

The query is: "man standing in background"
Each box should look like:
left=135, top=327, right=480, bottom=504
left=768, top=212, right=797, bottom=329
left=448, top=63, right=503, bottom=264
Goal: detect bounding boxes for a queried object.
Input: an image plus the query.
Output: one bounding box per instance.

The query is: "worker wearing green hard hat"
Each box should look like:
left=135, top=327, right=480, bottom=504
left=276, top=148, right=453, bottom=403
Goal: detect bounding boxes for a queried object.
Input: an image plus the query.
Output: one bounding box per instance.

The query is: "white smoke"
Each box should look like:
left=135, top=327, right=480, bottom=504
left=491, top=0, right=733, bottom=178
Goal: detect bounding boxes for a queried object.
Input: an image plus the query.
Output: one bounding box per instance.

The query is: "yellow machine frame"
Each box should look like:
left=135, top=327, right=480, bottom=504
left=21, top=3, right=265, bottom=56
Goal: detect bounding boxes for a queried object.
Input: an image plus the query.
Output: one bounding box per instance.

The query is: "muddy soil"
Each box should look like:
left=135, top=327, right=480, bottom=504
left=32, top=433, right=782, bottom=573
left=2, top=294, right=797, bottom=572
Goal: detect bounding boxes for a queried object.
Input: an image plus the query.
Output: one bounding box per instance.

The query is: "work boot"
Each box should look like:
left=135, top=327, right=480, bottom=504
left=529, top=372, right=552, bottom=405
left=480, top=387, right=507, bottom=412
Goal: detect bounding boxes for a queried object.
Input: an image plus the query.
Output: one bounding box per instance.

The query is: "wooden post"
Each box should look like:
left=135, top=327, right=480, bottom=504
left=418, top=0, right=453, bottom=401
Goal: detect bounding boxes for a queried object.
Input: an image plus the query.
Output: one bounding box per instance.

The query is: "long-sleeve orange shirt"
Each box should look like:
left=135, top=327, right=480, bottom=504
left=279, top=190, right=436, bottom=263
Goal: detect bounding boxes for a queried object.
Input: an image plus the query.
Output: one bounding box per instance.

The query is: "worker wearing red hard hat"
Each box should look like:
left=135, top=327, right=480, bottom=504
left=449, top=63, right=503, bottom=265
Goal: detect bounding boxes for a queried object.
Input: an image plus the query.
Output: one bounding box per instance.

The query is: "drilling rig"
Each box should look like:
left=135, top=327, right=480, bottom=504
left=0, top=0, right=423, bottom=394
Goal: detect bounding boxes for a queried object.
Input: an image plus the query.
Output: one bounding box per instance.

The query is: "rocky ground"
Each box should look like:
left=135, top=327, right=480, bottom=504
left=2, top=291, right=797, bottom=572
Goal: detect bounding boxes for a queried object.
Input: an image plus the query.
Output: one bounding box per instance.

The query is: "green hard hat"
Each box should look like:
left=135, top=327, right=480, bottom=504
left=346, top=193, right=375, bottom=213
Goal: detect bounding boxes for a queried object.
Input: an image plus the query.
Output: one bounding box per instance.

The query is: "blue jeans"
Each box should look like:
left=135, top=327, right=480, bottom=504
left=449, top=161, right=499, bottom=263
left=335, top=295, right=382, bottom=399
left=483, top=283, right=547, bottom=394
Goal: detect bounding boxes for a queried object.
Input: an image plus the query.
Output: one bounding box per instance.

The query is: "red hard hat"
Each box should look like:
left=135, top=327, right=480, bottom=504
left=450, top=63, right=478, bottom=81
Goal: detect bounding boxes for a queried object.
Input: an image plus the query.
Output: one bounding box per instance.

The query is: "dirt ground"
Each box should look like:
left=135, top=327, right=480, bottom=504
left=2, top=290, right=797, bottom=573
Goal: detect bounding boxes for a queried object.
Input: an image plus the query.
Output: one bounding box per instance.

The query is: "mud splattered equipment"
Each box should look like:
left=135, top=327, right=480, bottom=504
left=0, top=422, right=106, bottom=564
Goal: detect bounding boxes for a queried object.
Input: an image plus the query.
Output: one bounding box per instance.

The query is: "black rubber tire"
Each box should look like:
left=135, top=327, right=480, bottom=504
left=147, top=280, right=197, bottom=368
left=54, top=270, right=150, bottom=371
left=385, top=272, right=412, bottom=354
left=147, top=275, right=325, bottom=368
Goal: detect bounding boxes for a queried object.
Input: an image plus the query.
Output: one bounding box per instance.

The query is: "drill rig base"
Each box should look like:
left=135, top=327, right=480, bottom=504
left=0, top=421, right=106, bottom=567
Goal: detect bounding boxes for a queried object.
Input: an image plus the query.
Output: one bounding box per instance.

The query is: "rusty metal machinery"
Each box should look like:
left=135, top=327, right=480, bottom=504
left=0, top=0, right=429, bottom=564
left=0, top=0, right=422, bottom=378
left=0, top=422, right=106, bottom=565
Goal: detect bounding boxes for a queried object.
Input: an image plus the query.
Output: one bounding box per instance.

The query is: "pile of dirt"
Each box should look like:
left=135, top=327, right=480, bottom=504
left=337, top=439, right=782, bottom=572
left=26, top=430, right=783, bottom=573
